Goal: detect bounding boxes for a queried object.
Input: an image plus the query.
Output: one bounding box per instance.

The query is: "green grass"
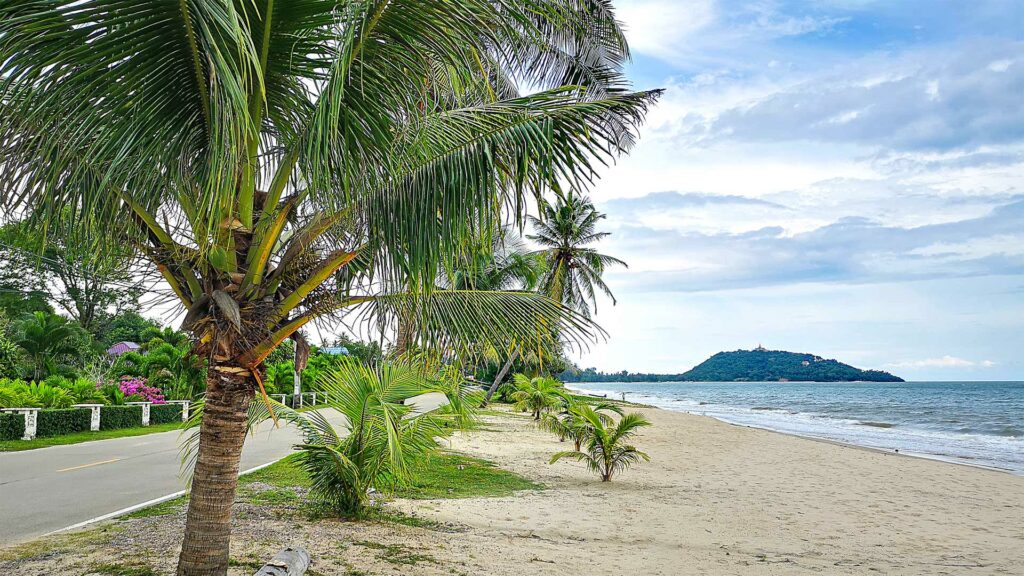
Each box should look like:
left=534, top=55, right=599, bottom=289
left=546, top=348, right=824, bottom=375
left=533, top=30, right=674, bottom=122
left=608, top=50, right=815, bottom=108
left=120, top=495, right=187, bottom=519
left=400, top=452, right=541, bottom=499
left=0, top=421, right=184, bottom=452
left=240, top=453, right=311, bottom=488
left=237, top=454, right=312, bottom=507
left=112, top=432, right=536, bottom=527
left=0, top=526, right=117, bottom=562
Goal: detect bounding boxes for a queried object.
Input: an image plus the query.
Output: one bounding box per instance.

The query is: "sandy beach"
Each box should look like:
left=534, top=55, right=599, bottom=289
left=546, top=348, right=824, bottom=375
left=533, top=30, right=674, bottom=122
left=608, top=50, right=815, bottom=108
left=394, top=406, right=1024, bottom=575
left=3, top=405, right=1022, bottom=575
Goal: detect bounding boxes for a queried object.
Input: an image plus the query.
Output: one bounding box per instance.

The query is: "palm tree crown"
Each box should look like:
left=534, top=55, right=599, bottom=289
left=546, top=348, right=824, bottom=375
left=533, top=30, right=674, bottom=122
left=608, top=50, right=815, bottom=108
left=530, top=192, right=627, bottom=317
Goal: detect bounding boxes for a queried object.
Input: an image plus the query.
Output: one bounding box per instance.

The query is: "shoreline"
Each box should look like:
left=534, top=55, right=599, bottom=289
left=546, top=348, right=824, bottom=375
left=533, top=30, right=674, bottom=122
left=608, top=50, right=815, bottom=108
left=694, top=410, right=1019, bottom=476
left=566, top=383, right=1024, bottom=476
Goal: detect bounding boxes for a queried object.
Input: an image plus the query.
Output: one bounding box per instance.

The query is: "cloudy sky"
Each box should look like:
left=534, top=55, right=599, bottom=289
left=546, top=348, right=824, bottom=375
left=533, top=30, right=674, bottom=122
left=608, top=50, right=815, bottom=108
left=568, top=0, right=1024, bottom=380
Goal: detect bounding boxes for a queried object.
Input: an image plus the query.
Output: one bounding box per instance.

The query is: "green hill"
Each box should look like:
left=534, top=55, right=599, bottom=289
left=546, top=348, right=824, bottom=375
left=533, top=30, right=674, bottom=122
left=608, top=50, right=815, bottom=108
left=560, top=348, right=904, bottom=383
left=678, top=348, right=903, bottom=382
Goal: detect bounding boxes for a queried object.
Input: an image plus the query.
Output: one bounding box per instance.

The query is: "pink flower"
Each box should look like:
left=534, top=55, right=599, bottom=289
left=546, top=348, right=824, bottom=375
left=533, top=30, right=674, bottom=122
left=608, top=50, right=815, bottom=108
left=118, top=376, right=166, bottom=404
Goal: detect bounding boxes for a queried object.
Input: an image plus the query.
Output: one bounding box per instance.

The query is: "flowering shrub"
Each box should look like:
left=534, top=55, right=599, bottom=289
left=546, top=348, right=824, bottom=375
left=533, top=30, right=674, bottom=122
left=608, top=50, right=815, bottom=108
left=118, top=377, right=166, bottom=404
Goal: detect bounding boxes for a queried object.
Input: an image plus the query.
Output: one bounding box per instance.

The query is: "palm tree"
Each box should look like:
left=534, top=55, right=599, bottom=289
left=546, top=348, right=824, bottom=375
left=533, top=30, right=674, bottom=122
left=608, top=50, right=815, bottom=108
left=507, top=374, right=565, bottom=420
left=16, top=312, right=84, bottom=381
left=550, top=407, right=651, bottom=481
left=224, top=359, right=451, bottom=517
left=530, top=192, right=627, bottom=317
left=1, top=3, right=656, bottom=573
left=441, top=230, right=547, bottom=406
left=541, top=397, right=623, bottom=450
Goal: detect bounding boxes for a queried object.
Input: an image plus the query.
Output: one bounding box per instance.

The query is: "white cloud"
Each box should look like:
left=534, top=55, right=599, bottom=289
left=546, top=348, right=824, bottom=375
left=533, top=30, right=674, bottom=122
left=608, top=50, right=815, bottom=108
left=617, top=0, right=717, bottom=62
left=569, top=1, right=1024, bottom=380
left=885, top=356, right=997, bottom=369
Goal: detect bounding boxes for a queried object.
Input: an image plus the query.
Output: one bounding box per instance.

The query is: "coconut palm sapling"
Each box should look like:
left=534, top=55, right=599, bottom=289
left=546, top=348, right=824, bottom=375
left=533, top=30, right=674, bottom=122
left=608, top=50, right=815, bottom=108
left=550, top=407, right=651, bottom=482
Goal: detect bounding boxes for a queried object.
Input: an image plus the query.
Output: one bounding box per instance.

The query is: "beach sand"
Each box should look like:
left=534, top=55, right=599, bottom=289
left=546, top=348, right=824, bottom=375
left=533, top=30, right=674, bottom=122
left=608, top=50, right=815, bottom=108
left=393, top=406, right=1024, bottom=575
left=3, top=405, right=1021, bottom=575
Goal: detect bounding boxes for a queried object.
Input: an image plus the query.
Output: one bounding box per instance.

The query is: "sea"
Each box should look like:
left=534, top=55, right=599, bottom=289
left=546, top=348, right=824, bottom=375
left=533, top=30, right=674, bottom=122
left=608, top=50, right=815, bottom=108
left=566, top=381, right=1024, bottom=475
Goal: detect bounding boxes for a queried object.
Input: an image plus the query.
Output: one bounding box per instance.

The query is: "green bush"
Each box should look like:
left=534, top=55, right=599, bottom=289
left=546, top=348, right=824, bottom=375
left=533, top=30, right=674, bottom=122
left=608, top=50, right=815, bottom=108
left=0, top=379, right=75, bottom=409
left=149, top=403, right=182, bottom=425
left=36, top=408, right=91, bottom=437
left=0, top=412, right=25, bottom=440
left=99, top=405, right=143, bottom=430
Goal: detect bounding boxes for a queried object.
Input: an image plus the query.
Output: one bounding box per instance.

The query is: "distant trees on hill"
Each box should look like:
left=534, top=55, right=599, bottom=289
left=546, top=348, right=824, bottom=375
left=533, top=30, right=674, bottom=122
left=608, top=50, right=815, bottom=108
left=561, top=348, right=904, bottom=383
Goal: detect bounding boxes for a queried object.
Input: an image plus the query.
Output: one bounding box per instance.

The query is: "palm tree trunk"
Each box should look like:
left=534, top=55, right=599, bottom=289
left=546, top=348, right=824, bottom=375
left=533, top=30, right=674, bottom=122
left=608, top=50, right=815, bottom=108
left=481, top=350, right=518, bottom=407
left=176, top=363, right=254, bottom=576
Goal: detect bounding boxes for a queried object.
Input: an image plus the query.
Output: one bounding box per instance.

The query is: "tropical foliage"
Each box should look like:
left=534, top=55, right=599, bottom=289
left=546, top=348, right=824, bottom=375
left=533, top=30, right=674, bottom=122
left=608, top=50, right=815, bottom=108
left=541, top=397, right=623, bottom=450
left=110, top=339, right=206, bottom=400
left=0, top=380, right=74, bottom=409
left=506, top=374, right=566, bottom=420
left=16, top=312, right=87, bottom=381
left=550, top=407, right=651, bottom=482
left=530, top=193, right=627, bottom=317
left=0, top=219, right=147, bottom=334
left=230, top=359, right=458, bottom=517
left=1, top=0, right=655, bottom=571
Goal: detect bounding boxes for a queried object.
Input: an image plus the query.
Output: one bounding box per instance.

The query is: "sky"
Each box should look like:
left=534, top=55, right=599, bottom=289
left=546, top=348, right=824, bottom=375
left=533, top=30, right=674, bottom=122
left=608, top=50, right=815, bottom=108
left=567, top=0, right=1024, bottom=380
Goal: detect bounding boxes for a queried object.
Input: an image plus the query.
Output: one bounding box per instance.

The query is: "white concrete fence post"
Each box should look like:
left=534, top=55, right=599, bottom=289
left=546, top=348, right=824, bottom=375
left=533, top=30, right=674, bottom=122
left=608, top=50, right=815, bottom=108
left=167, top=400, right=190, bottom=422
left=126, top=401, right=152, bottom=426
left=2, top=408, right=39, bottom=440
left=73, top=404, right=103, bottom=431
left=270, top=394, right=286, bottom=405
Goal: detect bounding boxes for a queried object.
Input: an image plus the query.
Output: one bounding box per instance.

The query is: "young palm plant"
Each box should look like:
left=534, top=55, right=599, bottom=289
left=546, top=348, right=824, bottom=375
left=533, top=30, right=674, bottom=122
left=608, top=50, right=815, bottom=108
left=507, top=374, right=566, bottom=420
left=541, top=398, right=623, bottom=451
left=550, top=407, right=651, bottom=482
left=233, top=359, right=451, bottom=517
left=1, top=2, right=657, bottom=573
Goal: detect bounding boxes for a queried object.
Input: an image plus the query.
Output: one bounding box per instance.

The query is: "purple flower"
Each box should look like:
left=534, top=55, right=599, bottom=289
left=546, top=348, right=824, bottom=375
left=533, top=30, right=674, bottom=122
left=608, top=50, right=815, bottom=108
left=118, top=376, right=166, bottom=404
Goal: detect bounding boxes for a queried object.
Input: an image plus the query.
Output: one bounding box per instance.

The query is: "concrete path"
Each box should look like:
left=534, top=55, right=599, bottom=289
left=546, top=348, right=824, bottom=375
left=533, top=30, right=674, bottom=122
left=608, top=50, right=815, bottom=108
left=0, top=393, right=446, bottom=545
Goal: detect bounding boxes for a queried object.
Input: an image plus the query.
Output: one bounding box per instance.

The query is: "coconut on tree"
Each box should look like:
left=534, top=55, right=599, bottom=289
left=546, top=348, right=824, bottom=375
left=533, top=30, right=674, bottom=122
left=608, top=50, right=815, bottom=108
left=0, top=2, right=657, bottom=574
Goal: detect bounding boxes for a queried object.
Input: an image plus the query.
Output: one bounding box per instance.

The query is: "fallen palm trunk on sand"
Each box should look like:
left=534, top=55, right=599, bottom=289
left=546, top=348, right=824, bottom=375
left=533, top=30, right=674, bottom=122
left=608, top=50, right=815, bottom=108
left=252, top=547, right=310, bottom=575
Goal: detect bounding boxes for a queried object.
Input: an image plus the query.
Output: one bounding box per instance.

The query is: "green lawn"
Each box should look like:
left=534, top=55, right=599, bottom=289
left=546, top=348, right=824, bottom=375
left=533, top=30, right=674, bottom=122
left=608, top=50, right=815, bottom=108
left=402, top=452, right=542, bottom=499
left=0, top=421, right=185, bottom=452
left=237, top=450, right=540, bottom=501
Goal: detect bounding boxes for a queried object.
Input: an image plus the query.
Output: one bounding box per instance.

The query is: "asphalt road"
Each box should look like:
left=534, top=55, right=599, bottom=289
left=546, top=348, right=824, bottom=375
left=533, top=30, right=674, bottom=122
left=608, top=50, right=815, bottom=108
left=0, top=393, right=446, bottom=545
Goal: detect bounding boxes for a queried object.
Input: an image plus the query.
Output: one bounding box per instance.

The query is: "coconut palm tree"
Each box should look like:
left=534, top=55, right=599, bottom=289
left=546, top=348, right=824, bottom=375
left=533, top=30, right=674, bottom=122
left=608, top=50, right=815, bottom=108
left=550, top=407, right=651, bottom=481
left=288, top=361, right=446, bottom=517
left=0, top=3, right=656, bottom=573
left=507, top=374, right=565, bottom=420
left=541, top=397, right=623, bottom=450
left=442, top=229, right=548, bottom=406
left=16, top=312, right=84, bottom=381
left=530, top=192, right=627, bottom=317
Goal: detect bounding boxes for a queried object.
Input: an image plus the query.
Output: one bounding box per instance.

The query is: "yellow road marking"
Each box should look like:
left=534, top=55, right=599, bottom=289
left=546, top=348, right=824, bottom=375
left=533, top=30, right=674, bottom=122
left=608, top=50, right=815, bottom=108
left=57, top=458, right=122, bottom=472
